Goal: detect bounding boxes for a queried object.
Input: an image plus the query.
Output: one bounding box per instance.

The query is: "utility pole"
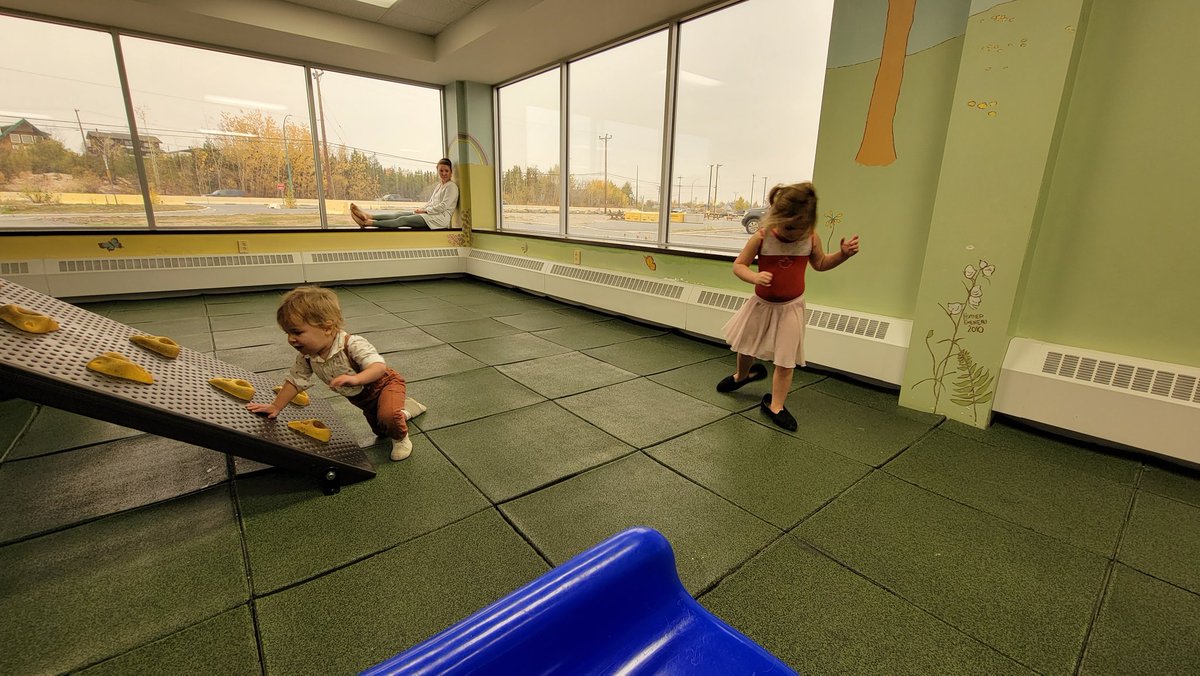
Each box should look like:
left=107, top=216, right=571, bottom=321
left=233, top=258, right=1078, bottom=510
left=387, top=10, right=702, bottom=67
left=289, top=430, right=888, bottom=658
left=751, top=174, right=756, bottom=208
left=282, top=114, right=295, bottom=203
left=313, top=70, right=333, bottom=198
left=714, top=164, right=723, bottom=212
left=73, top=109, right=87, bottom=153
left=598, top=133, right=612, bottom=213
left=761, top=176, right=768, bottom=206
left=676, top=176, right=682, bottom=209
left=706, top=164, right=714, bottom=215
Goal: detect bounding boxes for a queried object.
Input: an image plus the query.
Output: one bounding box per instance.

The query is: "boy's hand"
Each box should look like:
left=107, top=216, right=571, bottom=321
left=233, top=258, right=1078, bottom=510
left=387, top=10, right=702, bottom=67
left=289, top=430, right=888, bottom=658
left=247, top=402, right=281, bottom=419
left=328, top=374, right=357, bottom=389
left=755, top=271, right=774, bottom=286
left=840, top=235, right=860, bottom=258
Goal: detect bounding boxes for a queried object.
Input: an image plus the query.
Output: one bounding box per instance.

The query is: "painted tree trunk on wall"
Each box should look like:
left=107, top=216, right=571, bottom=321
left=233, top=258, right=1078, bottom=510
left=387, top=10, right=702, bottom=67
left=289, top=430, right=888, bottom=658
left=855, top=0, right=917, bottom=166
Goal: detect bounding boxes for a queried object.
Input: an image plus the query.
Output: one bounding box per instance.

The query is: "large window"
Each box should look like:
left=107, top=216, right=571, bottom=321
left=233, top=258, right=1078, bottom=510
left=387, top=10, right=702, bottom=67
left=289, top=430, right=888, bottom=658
left=0, top=16, right=148, bottom=228
left=567, top=32, right=668, bottom=243
left=498, top=68, right=561, bottom=234
left=495, top=0, right=833, bottom=253
left=0, top=13, right=445, bottom=231
left=670, top=0, right=833, bottom=248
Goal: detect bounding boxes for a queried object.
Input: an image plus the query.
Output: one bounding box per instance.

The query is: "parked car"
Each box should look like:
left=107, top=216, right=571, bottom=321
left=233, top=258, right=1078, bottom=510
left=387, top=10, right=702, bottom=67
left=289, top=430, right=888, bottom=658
left=741, top=207, right=767, bottom=233
left=208, top=189, right=247, bottom=197
left=379, top=194, right=411, bottom=201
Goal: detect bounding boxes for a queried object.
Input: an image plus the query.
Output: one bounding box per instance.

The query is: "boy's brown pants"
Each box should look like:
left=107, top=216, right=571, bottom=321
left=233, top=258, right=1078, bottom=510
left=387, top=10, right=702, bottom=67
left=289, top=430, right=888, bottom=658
left=348, top=368, right=408, bottom=440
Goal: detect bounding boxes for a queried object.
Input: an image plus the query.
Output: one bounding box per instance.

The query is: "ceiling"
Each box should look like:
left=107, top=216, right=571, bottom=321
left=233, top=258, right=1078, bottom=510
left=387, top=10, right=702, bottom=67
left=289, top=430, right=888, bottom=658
left=0, top=0, right=726, bottom=85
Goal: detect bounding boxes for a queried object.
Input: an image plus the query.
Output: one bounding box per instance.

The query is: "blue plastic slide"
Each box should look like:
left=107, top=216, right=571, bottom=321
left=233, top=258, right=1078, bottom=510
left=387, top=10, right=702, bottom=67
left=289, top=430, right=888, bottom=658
left=362, top=526, right=795, bottom=675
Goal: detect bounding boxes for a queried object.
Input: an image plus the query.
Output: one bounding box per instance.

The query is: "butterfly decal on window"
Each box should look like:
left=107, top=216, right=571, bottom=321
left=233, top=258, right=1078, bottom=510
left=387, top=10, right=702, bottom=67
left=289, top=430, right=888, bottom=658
left=98, top=237, right=123, bottom=252
left=644, top=255, right=656, bottom=271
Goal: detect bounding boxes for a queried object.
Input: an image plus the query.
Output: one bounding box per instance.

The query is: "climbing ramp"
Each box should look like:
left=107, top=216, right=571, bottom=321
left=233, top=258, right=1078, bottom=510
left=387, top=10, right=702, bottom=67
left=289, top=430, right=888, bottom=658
left=0, top=278, right=374, bottom=491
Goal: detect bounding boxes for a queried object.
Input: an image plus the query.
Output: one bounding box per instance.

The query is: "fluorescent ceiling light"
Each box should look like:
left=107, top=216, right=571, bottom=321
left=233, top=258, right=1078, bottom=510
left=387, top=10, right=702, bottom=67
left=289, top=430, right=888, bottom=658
left=0, top=110, right=52, bottom=119
left=203, top=95, right=287, bottom=111
left=353, top=0, right=398, bottom=7
left=198, top=128, right=258, bottom=137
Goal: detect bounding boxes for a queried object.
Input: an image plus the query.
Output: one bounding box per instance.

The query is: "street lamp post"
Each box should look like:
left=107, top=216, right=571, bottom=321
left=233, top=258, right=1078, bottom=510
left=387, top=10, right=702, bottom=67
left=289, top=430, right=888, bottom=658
left=761, top=176, right=768, bottom=206
left=714, top=164, right=723, bottom=212
left=598, top=133, right=612, bottom=214
left=706, top=164, right=714, bottom=215
left=282, top=114, right=295, bottom=204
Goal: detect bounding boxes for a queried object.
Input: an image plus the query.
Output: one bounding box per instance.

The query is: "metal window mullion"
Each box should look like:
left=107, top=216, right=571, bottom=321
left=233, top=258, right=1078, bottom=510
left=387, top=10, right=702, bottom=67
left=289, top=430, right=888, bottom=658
left=658, top=23, right=680, bottom=247
left=111, top=32, right=156, bottom=230
left=493, top=85, right=504, bottom=231
left=559, top=64, right=569, bottom=238
left=306, top=66, right=328, bottom=229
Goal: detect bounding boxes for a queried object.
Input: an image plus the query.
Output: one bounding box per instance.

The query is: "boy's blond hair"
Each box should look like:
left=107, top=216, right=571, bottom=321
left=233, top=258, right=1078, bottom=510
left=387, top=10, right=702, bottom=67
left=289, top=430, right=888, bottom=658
left=760, top=182, right=818, bottom=239
left=276, top=286, right=344, bottom=330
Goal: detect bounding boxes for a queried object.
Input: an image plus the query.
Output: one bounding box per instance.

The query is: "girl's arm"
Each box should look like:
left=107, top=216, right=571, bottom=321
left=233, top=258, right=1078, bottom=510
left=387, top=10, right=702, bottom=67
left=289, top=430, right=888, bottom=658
left=328, top=362, right=386, bottom=390
left=810, top=233, right=860, bottom=271
left=733, top=231, right=771, bottom=286
left=247, top=380, right=300, bottom=419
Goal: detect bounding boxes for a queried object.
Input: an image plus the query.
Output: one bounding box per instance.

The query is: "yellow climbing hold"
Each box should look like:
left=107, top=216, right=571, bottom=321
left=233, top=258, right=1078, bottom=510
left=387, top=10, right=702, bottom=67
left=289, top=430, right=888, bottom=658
left=273, top=385, right=310, bottom=406
left=87, top=351, right=154, bottom=384
left=288, top=419, right=331, bottom=443
left=209, top=377, right=256, bottom=401
left=130, top=334, right=181, bottom=359
left=0, top=304, right=60, bottom=333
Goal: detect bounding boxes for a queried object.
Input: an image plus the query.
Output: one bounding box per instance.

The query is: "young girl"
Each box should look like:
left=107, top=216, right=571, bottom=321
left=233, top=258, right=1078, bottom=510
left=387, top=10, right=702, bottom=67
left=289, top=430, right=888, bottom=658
left=350, top=158, right=459, bottom=230
left=247, top=286, right=426, bottom=461
left=717, top=182, right=859, bottom=431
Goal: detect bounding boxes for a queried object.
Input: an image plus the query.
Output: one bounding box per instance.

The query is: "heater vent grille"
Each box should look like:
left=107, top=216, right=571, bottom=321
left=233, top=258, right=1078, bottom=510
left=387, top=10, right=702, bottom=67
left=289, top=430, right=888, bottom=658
left=56, top=254, right=296, bottom=273
left=548, top=264, right=684, bottom=299
left=696, top=290, right=746, bottom=311
left=1, top=262, right=30, bottom=275
left=1042, top=351, right=1200, bottom=405
left=469, top=250, right=545, bottom=271
left=311, top=248, right=457, bottom=263
left=807, top=309, right=890, bottom=341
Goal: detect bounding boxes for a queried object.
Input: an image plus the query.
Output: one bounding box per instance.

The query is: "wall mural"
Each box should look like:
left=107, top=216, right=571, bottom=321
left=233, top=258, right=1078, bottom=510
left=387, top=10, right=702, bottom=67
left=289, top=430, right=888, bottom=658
left=913, top=258, right=996, bottom=421
left=856, top=0, right=918, bottom=166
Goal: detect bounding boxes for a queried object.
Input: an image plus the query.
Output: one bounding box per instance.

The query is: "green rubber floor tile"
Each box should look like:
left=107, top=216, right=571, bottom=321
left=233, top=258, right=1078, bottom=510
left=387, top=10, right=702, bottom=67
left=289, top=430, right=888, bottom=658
left=374, top=296, right=454, bottom=313
left=125, top=315, right=213, bottom=337
left=345, top=282, right=433, bottom=301
left=941, top=418, right=1140, bottom=485
left=0, top=434, right=227, bottom=544
left=1119, top=491, right=1200, bottom=594
left=256, top=508, right=548, bottom=675
left=0, top=398, right=36, bottom=460
left=760, top=388, right=935, bottom=467
left=646, top=416, right=869, bottom=529
left=886, top=429, right=1133, bottom=555
left=502, top=452, right=779, bottom=594
left=418, top=317, right=526, bottom=343
left=428, top=401, right=634, bottom=502
left=385, top=344, right=485, bottom=382
left=495, top=351, right=638, bottom=399
left=208, top=312, right=270, bottom=332
left=367, top=326, right=444, bottom=351
left=1140, top=462, right=1200, bottom=508
left=456, top=297, right=565, bottom=316
left=648, top=357, right=770, bottom=412
left=203, top=297, right=281, bottom=316
left=811, top=373, right=944, bottom=425
left=107, top=300, right=207, bottom=323
left=79, top=605, right=260, bottom=675
left=213, top=324, right=282, bottom=350
left=495, top=308, right=603, bottom=331
left=533, top=318, right=666, bottom=349
left=795, top=473, right=1109, bottom=674
left=402, top=368, right=545, bottom=430
left=238, top=436, right=488, bottom=593
left=340, top=300, right=390, bottom=319
left=173, top=332, right=215, bottom=353
left=452, top=332, right=573, bottom=365
left=345, top=312, right=413, bottom=333
left=0, top=487, right=247, bottom=676
left=700, top=536, right=1034, bottom=676
left=1080, top=564, right=1200, bottom=676
left=557, top=378, right=730, bottom=448
left=7, top=404, right=140, bottom=460
left=214, top=342, right=298, bottom=372
left=397, top=306, right=488, bottom=327
left=583, top=333, right=730, bottom=375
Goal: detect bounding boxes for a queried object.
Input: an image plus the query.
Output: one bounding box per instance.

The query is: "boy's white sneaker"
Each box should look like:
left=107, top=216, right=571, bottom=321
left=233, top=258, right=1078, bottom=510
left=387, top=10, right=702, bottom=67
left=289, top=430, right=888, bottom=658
left=404, top=398, right=428, bottom=419
left=390, top=435, right=412, bottom=461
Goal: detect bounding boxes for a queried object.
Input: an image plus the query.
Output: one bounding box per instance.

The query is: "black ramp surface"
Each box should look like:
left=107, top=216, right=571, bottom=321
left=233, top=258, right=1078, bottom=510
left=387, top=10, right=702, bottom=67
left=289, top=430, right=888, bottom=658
left=0, top=279, right=374, bottom=484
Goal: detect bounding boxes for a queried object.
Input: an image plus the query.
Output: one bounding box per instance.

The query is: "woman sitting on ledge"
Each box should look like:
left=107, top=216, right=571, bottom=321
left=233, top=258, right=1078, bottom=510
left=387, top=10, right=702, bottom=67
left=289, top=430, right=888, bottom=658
left=351, top=157, right=459, bottom=230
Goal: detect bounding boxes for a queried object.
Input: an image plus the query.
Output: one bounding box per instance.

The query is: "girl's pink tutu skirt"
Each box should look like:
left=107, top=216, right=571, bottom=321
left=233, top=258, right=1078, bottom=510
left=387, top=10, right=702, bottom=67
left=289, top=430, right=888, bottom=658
left=721, top=294, right=806, bottom=368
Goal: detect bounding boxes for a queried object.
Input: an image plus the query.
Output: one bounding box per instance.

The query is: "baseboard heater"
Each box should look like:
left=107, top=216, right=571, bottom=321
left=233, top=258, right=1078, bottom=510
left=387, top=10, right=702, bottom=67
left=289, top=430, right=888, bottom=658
left=995, top=337, right=1200, bottom=465
left=468, top=251, right=911, bottom=386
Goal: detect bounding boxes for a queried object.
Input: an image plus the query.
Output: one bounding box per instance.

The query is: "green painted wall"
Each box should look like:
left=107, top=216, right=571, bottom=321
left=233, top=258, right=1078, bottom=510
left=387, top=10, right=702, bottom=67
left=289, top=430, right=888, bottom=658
left=1016, top=0, right=1200, bottom=367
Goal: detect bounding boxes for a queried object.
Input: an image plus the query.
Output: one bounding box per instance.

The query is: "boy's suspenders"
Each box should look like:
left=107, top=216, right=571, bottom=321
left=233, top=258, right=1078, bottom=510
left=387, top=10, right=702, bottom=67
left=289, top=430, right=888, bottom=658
left=343, top=334, right=359, bottom=371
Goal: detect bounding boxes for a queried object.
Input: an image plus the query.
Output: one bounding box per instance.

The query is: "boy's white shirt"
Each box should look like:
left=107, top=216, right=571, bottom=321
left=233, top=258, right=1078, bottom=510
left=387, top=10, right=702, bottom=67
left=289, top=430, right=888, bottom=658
left=285, top=330, right=386, bottom=397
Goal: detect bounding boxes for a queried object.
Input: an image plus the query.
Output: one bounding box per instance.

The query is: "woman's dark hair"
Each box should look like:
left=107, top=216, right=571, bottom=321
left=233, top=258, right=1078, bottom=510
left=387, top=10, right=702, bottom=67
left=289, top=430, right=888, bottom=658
left=437, top=158, right=453, bottom=171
